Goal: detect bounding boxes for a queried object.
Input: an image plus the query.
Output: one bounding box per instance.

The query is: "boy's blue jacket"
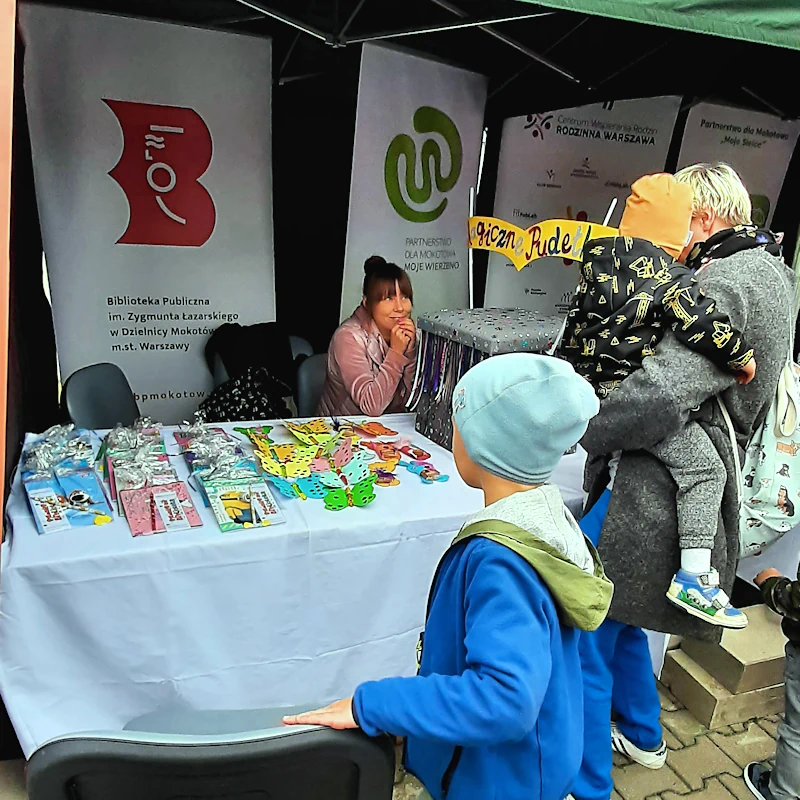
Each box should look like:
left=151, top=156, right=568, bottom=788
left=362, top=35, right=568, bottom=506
left=353, top=485, right=613, bottom=800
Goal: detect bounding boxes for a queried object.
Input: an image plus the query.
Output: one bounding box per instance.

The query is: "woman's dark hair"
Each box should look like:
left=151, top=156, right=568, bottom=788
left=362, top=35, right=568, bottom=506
left=362, top=255, right=413, bottom=307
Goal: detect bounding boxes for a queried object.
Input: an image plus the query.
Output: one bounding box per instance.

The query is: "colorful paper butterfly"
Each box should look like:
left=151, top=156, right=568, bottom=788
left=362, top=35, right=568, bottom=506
left=257, top=444, right=318, bottom=479
left=374, top=469, right=400, bottom=488
left=398, top=442, right=431, bottom=461
left=362, top=440, right=402, bottom=462
left=235, top=426, right=274, bottom=448
left=267, top=474, right=327, bottom=501
left=401, top=460, right=449, bottom=484
left=323, top=473, right=377, bottom=511
left=369, top=458, right=400, bottom=474
left=284, top=419, right=333, bottom=447
left=316, top=451, right=372, bottom=489
left=352, top=421, right=398, bottom=438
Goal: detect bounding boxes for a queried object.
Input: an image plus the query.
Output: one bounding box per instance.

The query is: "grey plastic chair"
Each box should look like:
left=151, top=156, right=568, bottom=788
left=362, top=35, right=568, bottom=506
left=62, top=363, right=140, bottom=430
left=289, top=335, right=314, bottom=360
left=27, top=708, right=394, bottom=800
left=297, top=353, right=328, bottom=417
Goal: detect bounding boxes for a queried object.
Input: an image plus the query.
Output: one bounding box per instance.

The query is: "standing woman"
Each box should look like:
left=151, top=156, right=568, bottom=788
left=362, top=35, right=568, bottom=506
left=318, top=256, right=417, bottom=417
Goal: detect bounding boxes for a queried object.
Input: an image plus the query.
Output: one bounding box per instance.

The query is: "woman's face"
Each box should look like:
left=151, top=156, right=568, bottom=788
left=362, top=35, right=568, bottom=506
left=367, top=280, right=412, bottom=333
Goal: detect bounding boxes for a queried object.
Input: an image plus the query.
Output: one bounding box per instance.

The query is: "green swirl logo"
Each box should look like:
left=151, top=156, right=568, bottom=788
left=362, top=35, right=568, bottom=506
left=384, top=106, right=463, bottom=223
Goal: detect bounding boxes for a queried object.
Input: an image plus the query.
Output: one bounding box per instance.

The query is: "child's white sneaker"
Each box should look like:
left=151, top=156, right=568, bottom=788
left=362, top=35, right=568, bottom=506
left=666, top=568, right=748, bottom=628
left=611, top=722, right=667, bottom=769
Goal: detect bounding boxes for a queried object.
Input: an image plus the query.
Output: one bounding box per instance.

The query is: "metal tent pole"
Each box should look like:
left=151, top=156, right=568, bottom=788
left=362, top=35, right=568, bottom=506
left=232, top=0, right=331, bottom=42
left=0, top=0, right=15, bottom=550
left=429, top=0, right=580, bottom=84
left=344, top=11, right=556, bottom=44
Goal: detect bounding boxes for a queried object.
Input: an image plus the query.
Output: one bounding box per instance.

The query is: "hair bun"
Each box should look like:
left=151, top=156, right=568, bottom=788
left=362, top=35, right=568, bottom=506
left=364, top=255, right=387, bottom=275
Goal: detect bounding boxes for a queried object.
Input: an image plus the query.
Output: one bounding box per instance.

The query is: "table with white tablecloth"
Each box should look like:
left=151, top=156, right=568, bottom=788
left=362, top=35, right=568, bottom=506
left=0, top=413, right=587, bottom=757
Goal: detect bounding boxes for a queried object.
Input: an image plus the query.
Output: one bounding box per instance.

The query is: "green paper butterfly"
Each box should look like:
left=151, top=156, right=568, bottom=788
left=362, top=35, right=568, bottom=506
left=323, top=473, right=377, bottom=511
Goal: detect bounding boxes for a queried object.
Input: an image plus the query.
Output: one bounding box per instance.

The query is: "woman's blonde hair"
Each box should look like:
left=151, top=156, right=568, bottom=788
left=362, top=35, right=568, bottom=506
left=673, top=162, right=752, bottom=226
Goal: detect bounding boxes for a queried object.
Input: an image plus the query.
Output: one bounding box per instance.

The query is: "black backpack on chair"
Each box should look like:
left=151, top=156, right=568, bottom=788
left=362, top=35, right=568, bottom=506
left=204, top=323, right=296, bottom=391
left=198, top=367, right=291, bottom=423
left=201, top=323, right=295, bottom=422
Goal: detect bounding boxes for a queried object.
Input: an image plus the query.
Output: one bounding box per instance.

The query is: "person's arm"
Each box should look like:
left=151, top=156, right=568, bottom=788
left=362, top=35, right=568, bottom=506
left=557, top=270, right=590, bottom=363
left=398, top=319, right=418, bottom=397
left=654, top=266, right=755, bottom=374
left=581, top=273, right=748, bottom=455
left=331, top=327, right=411, bottom=417
left=756, top=569, right=800, bottom=621
left=351, top=545, right=553, bottom=746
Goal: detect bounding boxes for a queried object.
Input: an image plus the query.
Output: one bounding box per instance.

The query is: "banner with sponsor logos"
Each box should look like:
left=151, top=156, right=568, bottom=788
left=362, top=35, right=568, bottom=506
left=340, top=44, right=488, bottom=321
left=20, top=5, right=275, bottom=422
left=677, top=103, right=800, bottom=228
left=484, top=97, right=681, bottom=315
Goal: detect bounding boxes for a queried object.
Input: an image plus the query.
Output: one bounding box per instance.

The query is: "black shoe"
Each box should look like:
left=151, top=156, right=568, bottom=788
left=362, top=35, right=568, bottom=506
left=745, top=762, right=775, bottom=800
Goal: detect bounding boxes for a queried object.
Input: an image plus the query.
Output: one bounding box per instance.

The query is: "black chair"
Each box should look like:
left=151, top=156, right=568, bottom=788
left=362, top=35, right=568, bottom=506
left=212, top=336, right=314, bottom=389
left=27, top=709, right=395, bottom=800
left=62, top=363, right=140, bottom=430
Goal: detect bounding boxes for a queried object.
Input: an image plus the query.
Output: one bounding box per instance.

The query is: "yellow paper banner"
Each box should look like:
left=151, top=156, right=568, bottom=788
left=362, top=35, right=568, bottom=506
left=468, top=216, right=619, bottom=271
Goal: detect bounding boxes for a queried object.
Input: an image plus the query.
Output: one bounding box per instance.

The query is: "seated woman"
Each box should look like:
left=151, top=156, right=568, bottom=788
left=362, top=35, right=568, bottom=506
left=318, top=256, right=416, bottom=416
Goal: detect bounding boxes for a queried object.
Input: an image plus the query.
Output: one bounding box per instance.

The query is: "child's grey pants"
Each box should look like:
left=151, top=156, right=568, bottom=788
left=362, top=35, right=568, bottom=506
left=771, top=641, right=800, bottom=800
left=649, top=421, right=726, bottom=552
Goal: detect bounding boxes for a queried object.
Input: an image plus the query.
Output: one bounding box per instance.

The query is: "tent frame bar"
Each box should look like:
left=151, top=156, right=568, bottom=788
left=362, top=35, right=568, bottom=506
left=235, top=0, right=580, bottom=84
left=344, top=11, right=556, bottom=45
left=338, top=0, right=369, bottom=40
left=232, top=0, right=331, bottom=43
left=429, top=0, right=580, bottom=84
left=489, top=14, right=589, bottom=98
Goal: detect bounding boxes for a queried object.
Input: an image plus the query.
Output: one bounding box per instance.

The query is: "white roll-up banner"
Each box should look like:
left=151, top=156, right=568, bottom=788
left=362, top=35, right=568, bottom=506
left=20, top=5, right=275, bottom=422
left=484, top=97, right=681, bottom=315
left=341, top=44, right=488, bottom=321
left=677, top=102, right=800, bottom=228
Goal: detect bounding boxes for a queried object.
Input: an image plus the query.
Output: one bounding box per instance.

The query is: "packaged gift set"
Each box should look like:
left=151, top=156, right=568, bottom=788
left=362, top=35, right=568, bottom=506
left=21, top=425, right=113, bottom=534
left=175, top=418, right=284, bottom=531
left=407, top=309, right=563, bottom=450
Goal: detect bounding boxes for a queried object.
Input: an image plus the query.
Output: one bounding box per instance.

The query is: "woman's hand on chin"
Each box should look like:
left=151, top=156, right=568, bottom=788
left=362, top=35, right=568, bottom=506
left=390, top=323, right=412, bottom=355
left=396, top=317, right=417, bottom=349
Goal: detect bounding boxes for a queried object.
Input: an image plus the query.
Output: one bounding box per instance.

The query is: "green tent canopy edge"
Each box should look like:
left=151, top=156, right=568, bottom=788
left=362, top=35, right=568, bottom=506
left=515, top=0, right=800, bottom=51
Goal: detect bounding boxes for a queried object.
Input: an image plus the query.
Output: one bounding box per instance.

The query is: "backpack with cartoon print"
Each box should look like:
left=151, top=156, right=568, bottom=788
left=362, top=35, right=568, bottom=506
left=719, top=336, right=800, bottom=558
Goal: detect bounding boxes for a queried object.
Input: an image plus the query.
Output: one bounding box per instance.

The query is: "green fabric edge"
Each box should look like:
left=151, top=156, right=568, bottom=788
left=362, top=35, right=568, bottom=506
left=454, top=519, right=614, bottom=631
left=516, top=0, right=800, bottom=52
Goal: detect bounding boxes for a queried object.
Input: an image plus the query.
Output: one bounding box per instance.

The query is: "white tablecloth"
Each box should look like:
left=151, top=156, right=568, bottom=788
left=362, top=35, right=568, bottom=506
left=0, top=414, right=586, bottom=756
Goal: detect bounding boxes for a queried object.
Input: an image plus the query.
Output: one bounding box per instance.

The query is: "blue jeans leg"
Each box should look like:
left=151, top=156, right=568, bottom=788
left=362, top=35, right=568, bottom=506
left=611, top=625, right=663, bottom=751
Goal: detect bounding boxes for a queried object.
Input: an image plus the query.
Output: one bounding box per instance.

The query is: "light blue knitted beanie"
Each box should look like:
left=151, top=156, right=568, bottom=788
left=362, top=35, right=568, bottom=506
left=452, top=353, right=600, bottom=485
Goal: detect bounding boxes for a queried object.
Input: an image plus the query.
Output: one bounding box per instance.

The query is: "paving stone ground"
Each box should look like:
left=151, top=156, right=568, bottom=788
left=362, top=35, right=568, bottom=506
left=0, top=683, right=781, bottom=799
left=610, top=682, right=781, bottom=800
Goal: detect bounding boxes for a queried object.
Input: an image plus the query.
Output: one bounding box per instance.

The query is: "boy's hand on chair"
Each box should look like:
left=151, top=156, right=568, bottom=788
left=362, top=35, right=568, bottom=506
left=283, top=698, right=358, bottom=730
left=736, top=357, right=757, bottom=385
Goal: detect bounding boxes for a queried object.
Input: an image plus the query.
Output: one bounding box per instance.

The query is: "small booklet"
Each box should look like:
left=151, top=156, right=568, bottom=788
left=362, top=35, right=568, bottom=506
left=204, top=478, right=285, bottom=532
left=27, top=487, right=72, bottom=534
left=120, top=482, right=202, bottom=537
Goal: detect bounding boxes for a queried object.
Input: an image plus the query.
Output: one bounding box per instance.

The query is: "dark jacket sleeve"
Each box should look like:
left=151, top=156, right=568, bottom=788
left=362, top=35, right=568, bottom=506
left=581, top=270, right=749, bottom=455
left=654, top=265, right=755, bottom=373
left=558, top=278, right=588, bottom=365
left=761, top=577, right=800, bottom=623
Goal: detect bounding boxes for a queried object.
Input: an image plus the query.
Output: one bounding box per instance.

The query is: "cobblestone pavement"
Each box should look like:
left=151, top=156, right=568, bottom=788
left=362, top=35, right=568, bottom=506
left=0, top=683, right=780, bottom=800
left=610, top=682, right=780, bottom=800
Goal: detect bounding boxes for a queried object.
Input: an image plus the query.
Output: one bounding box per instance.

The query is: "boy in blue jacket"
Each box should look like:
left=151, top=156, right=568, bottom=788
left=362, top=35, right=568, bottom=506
left=285, top=354, right=614, bottom=800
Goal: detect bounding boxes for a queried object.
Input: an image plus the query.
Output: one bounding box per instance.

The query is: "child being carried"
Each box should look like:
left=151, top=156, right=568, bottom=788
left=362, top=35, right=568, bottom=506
left=560, top=173, right=756, bottom=629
